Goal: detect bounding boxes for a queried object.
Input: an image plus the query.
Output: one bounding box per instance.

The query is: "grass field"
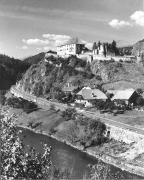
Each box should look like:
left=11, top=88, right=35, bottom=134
left=7, top=107, right=65, bottom=133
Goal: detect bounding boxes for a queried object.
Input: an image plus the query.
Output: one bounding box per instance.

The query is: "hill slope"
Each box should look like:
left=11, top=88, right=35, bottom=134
left=23, top=52, right=45, bottom=65
left=16, top=55, right=144, bottom=100
left=0, top=54, right=29, bottom=89
left=91, top=60, right=144, bottom=90
left=17, top=56, right=94, bottom=98
left=132, top=39, right=144, bottom=56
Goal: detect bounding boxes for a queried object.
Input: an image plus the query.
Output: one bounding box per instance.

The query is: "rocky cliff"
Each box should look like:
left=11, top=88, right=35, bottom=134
left=132, top=39, right=144, bottom=56
left=16, top=54, right=144, bottom=98
left=17, top=56, right=94, bottom=97
left=91, top=60, right=144, bottom=89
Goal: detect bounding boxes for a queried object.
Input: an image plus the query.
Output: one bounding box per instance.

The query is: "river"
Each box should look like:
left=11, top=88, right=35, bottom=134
left=18, top=127, right=143, bottom=179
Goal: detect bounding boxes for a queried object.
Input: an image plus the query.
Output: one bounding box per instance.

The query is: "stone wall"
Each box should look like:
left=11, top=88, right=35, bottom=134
left=107, top=124, right=144, bottom=144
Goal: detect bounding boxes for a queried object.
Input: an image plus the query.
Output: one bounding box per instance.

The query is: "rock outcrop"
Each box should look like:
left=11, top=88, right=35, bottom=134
left=132, top=39, right=144, bottom=56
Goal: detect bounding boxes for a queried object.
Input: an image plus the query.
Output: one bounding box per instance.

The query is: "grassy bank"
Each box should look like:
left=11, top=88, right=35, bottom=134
left=1, top=106, right=144, bottom=178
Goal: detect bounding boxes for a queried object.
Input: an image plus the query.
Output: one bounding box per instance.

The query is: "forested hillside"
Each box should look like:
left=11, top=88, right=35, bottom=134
left=91, top=60, right=144, bottom=89
left=0, top=54, right=29, bottom=89
left=23, top=52, right=45, bottom=65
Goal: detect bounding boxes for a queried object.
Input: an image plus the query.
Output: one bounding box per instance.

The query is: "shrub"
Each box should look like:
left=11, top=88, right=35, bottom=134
left=6, top=97, right=38, bottom=113
left=1, top=115, right=52, bottom=179
left=6, top=97, right=23, bottom=108
left=62, top=108, right=77, bottom=121
left=23, top=101, right=38, bottom=113
left=76, top=115, right=107, bottom=147
left=119, top=59, right=123, bottom=63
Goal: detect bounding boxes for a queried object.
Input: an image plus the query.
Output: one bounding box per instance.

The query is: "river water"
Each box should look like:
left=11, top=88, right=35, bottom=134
left=18, top=128, right=143, bottom=179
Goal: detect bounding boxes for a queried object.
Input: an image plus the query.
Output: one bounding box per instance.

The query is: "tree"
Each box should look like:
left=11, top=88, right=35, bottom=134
left=62, top=108, right=77, bottom=121
left=90, top=160, right=110, bottom=180
left=92, top=42, right=97, bottom=50
left=112, top=40, right=116, bottom=50
left=103, top=44, right=107, bottom=57
left=1, top=114, right=52, bottom=179
left=89, top=159, right=124, bottom=180
left=136, top=88, right=143, bottom=95
left=98, top=41, right=101, bottom=49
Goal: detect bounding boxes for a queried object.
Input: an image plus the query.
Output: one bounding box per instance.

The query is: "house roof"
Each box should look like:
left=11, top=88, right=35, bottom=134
left=77, top=87, right=107, bottom=100
left=62, top=86, right=77, bottom=92
left=111, top=89, right=135, bottom=101
left=57, top=38, right=85, bottom=47
left=66, top=76, right=77, bottom=83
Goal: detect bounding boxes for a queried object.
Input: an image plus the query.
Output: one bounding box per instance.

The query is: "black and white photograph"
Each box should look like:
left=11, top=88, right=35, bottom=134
left=0, top=0, right=144, bottom=179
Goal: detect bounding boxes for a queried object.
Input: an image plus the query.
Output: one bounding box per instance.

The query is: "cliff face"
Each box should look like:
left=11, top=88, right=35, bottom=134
left=17, top=56, right=94, bottom=97
left=132, top=39, right=144, bottom=56
left=91, top=61, right=144, bottom=83
left=16, top=54, right=144, bottom=97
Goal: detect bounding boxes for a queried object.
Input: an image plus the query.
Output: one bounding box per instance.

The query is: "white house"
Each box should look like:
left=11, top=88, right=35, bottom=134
left=75, top=87, right=107, bottom=107
left=57, top=43, right=85, bottom=57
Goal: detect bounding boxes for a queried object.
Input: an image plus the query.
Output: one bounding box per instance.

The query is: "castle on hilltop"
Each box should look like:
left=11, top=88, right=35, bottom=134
left=57, top=38, right=85, bottom=57
left=92, top=41, right=118, bottom=57
left=44, top=37, right=137, bottom=63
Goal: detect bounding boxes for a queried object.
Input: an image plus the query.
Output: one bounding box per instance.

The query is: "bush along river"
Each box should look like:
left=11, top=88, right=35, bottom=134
left=18, top=127, right=143, bottom=179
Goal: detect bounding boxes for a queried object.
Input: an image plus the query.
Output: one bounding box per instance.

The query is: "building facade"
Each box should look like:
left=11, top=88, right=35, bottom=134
left=57, top=43, right=85, bottom=57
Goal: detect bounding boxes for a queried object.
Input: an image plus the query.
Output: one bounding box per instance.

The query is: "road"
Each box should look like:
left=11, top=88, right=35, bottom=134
left=10, top=86, right=144, bottom=136
left=80, top=110, right=144, bottom=136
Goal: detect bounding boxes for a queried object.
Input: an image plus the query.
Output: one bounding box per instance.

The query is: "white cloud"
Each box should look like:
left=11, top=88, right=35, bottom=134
left=22, top=45, right=28, bottom=50
left=22, top=38, right=50, bottom=46
left=85, top=42, right=93, bottom=50
left=42, top=34, right=71, bottom=46
left=22, top=34, right=90, bottom=51
left=43, top=46, right=51, bottom=51
left=36, top=47, right=42, bottom=51
left=130, top=11, right=144, bottom=27
left=109, top=19, right=131, bottom=29
left=22, top=34, right=72, bottom=49
left=16, top=45, right=28, bottom=50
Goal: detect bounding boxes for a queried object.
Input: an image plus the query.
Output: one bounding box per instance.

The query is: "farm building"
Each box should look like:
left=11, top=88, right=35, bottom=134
left=111, top=89, right=139, bottom=105
left=75, top=87, right=107, bottom=107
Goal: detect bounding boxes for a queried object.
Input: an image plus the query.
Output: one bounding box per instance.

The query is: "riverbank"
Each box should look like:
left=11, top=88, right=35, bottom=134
left=17, top=124, right=144, bottom=178
left=1, top=106, right=144, bottom=178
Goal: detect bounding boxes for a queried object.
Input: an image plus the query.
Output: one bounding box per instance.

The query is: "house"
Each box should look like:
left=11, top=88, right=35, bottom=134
left=75, top=87, right=107, bottom=107
left=57, top=43, right=85, bottom=57
left=78, top=49, right=93, bottom=63
left=45, top=50, right=58, bottom=58
left=62, top=77, right=79, bottom=95
left=62, top=86, right=78, bottom=95
left=111, top=89, right=139, bottom=105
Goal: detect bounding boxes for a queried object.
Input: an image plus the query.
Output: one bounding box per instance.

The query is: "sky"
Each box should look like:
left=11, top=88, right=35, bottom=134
left=0, top=0, right=144, bottom=59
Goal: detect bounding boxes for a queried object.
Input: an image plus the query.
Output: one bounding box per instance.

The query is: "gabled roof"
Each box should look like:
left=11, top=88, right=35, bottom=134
left=62, top=86, right=77, bottom=92
left=77, top=87, right=107, bottom=100
left=57, top=38, right=85, bottom=47
left=111, top=89, right=135, bottom=101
